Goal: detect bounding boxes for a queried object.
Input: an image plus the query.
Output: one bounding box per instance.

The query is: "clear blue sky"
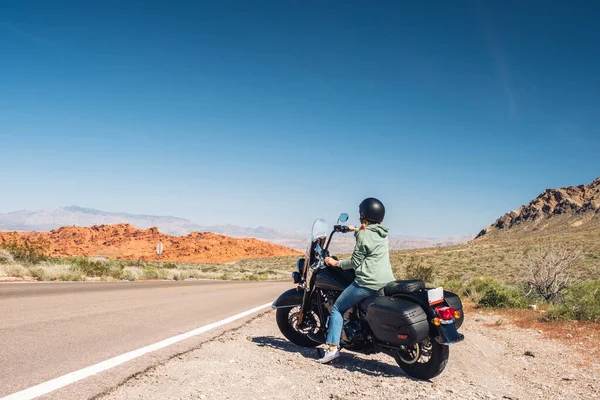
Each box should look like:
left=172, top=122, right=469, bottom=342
left=1, top=1, right=598, bottom=238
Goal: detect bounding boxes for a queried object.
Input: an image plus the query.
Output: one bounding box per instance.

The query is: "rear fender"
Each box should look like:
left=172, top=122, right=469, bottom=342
left=272, top=288, right=304, bottom=309
left=435, top=322, right=465, bottom=345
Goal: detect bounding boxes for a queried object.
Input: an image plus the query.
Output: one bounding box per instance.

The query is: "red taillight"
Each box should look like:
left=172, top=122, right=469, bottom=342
left=436, top=306, right=455, bottom=320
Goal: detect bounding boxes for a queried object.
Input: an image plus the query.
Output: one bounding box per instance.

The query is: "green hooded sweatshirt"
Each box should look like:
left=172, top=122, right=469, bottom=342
left=338, top=224, right=396, bottom=290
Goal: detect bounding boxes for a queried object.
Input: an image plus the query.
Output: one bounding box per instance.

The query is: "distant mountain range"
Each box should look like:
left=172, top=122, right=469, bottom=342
left=0, top=206, right=473, bottom=251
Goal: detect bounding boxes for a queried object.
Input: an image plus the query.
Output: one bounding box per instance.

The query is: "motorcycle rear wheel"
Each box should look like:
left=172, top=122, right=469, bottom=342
left=276, top=306, right=322, bottom=348
left=394, top=337, right=449, bottom=380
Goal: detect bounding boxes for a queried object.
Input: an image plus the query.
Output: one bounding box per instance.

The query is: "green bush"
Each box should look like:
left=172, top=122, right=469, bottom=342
left=121, top=268, right=138, bottom=281
left=3, top=263, right=28, bottom=277
left=156, top=268, right=170, bottom=280
left=68, top=257, right=112, bottom=277
left=219, top=272, right=231, bottom=280
left=478, top=285, right=527, bottom=308
left=172, top=272, right=183, bottom=281
left=0, top=249, right=14, bottom=264
left=405, top=260, right=436, bottom=284
left=464, top=277, right=499, bottom=301
left=542, top=281, right=600, bottom=322
left=108, top=264, right=125, bottom=279
left=465, top=277, right=527, bottom=308
left=59, top=268, right=87, bottom=281
left=1, top=239, right=48, bottom=264
left=143, top=266, right=159, bottom=279
left=28, top=266, right=49, bottom=281
left=437, top=279, right=464, bottom=294
left=248, top=271, right=269, bottom=281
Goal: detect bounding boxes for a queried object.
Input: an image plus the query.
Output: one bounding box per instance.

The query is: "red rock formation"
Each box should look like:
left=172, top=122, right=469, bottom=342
left=0, top=223, right=301, bottom=263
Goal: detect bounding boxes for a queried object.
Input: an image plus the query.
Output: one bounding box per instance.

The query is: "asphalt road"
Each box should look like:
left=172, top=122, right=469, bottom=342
left=0, top=280, right=291, bottom=399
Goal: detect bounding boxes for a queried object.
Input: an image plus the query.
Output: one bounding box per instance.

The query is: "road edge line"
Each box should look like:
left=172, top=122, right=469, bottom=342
left=1, top=302, right=272, bottom=400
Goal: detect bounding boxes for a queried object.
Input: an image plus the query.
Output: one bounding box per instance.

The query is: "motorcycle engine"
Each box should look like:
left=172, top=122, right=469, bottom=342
left=320, top=290, right=338, bottom=312
left=343, top=320, right=362, bottom=342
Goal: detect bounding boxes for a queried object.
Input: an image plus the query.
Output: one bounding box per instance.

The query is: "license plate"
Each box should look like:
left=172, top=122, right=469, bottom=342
left=428, top=287, right=444, bottom=306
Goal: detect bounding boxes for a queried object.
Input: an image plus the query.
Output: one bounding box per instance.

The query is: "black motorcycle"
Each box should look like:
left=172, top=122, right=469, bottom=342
left=272, top=214, right=464, bottom=380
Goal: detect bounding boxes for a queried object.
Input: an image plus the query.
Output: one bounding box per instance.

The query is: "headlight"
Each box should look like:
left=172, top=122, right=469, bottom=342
left=296, top=258, right=305, bottom=274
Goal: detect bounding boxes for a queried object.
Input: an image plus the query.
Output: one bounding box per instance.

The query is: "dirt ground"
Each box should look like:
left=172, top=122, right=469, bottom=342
left=99, top=309, right=600, bottom=400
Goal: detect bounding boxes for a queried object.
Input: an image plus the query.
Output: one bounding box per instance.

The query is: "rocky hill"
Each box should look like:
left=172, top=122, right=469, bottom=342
left=0, top=224, right=300, bottom=263
left=476, top=177, right=600, bottom=239
left=0, top=206, right=471, bottom=251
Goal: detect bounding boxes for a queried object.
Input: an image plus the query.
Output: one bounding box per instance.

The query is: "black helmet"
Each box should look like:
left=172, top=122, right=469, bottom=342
left=359, top=197, right=385, bottom=223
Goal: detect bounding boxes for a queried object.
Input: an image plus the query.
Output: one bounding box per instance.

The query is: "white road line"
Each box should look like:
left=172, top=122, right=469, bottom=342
left=1, top=302, right=272, bottom=400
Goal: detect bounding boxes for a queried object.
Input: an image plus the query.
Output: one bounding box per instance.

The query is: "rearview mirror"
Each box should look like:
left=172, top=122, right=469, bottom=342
left=338, top=213, right=349, bottom=223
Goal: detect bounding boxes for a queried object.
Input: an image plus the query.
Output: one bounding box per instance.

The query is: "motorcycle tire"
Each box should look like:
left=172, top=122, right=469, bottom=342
left=394, top=337, right=449, bottom=380
left=276, top=307, right=321, bottom=348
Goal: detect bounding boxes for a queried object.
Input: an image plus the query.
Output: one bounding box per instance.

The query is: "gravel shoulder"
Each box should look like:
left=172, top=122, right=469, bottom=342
left=99, top=309, right=600, bottom=400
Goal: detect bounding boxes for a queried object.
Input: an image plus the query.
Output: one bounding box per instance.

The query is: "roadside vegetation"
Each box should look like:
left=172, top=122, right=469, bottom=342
left=2, top=229, right=598, bottom=323
left=0, top=239, right=297, bottom=283
left=396, top=240, right=599, bottom=323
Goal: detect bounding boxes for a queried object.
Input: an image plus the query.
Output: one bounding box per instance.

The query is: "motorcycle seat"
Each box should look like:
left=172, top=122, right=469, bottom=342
left=383, top=280, right=425, bottom=296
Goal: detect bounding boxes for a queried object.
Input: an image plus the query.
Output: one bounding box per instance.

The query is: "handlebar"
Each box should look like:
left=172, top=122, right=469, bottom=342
left=333, top=225, right=351, bottom=233
left=325, top=225, right=352, bottom=251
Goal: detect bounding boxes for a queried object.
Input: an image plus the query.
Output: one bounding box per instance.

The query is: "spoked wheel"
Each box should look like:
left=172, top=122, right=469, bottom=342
left=276, top=306, right=323, bottom=348
left=394, top=337, right=449, bottom=380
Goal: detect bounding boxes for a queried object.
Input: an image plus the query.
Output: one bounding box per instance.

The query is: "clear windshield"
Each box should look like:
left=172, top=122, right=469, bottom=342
left=310, top=218, right=328, bottom=241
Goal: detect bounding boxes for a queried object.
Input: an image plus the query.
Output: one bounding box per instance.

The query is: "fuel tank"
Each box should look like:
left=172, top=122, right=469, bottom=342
left=314, top=268, right=352, bottom=291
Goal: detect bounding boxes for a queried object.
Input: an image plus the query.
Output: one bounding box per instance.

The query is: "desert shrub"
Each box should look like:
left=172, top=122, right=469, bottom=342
left=465, top=277, right=527, bottom=308
left=69, top=257, right=113, bottom=277
left=59, top=267, right=87, bottom=281
left=542, top=280, right=600, bottom=322
left=28, top=266, right=49, bottom=281
left=156, top=268, right=171, bottom=280
left=202, top=266, right=219, bottom=273
left=121, top=271, right=137, bottom=281
left=219, top=272, right=231, bottom=280
left=172, top=272, right=183, bottom=281
left=0, top=249, right=14, bottom=264
left=437, top=279, right=464, bottom=294
left=478, top=284, right=527, bottom=308
left=464, top=277, right=498, bottom=301
left=248, top=271, right=270, bottom=281
left=108, top=263, right=125, bottom=279
left=405, top=260, right=436, bottom=284
left=121, top=267, right=140, bottom=281
left=524, top=245, right=580, bottom=302
left=162, top=263, right=178, bottom=269
left=187, top=269, right=203, bottom=279
left=143, top=266, right=159, bottom=279
left=3, top=263, right=28, bottom=277
left=1, top=239, right=48, bottom=264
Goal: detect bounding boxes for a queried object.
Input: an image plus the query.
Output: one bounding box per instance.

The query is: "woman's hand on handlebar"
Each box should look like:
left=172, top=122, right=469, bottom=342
left=324, top=257, right=340, bottom=267
left=347, top=225, right=356, bottom=232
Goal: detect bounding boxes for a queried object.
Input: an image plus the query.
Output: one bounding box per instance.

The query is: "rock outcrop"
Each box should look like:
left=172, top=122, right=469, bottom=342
left=477, top=177, right=600, bottom=238
left=0, top=223, right=301, bottom=263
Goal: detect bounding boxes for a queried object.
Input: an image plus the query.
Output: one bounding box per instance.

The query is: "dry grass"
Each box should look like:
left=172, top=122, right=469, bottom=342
left=0, top=253, right=299, bottom=282
left=388, top=219, right=600, bottom=285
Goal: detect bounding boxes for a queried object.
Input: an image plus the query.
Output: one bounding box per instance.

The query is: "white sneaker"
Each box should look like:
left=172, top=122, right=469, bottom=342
left=318, top=349, right=340, bottom=364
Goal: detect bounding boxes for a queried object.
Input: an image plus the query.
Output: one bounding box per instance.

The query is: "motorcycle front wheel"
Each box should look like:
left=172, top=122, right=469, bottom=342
left=393, top=337, right=449, bottom=380
left=275, top=306, right=322, bottom=348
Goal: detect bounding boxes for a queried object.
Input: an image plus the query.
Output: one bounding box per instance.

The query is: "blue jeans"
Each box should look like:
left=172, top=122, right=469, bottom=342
left=326, top=281, right=376, bottom=346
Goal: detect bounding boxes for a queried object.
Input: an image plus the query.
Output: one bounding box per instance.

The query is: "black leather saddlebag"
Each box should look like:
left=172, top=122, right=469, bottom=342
left=366, top=296, right=429, bottom=346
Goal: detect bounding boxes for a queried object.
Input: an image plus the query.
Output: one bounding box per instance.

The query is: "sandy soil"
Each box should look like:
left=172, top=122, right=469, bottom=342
left=98, top=309, right=600, bottom=400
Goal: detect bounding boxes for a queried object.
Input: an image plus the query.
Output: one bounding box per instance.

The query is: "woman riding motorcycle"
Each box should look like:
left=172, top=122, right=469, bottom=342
left=318, top=197, right=396, bottom=363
